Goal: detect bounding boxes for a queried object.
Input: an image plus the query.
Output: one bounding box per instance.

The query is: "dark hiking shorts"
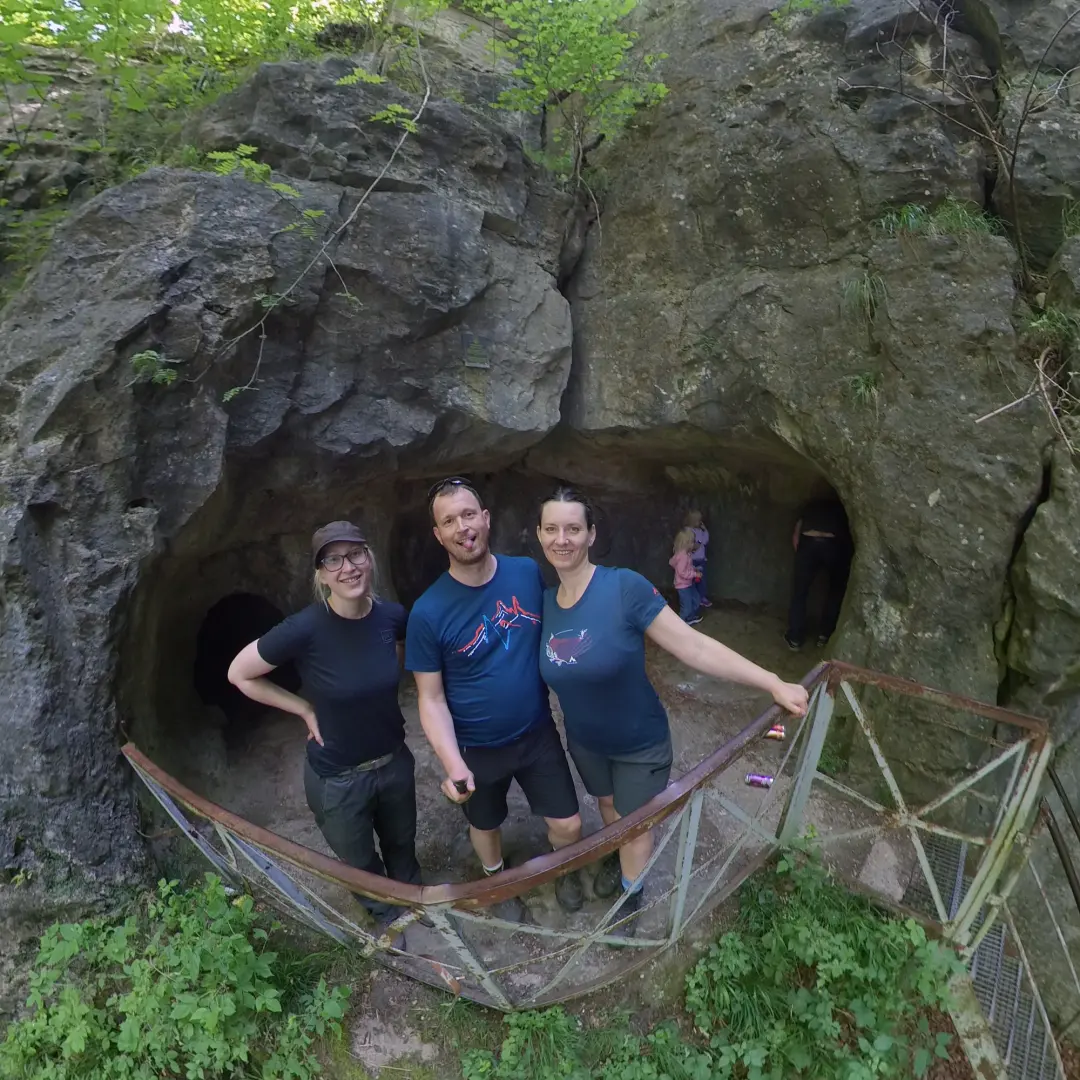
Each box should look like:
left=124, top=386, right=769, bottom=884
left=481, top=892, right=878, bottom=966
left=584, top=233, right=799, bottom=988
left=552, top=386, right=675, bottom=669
left=567, top=734, right=673, bottom=817
left=460, top=719, right=580, bottom=831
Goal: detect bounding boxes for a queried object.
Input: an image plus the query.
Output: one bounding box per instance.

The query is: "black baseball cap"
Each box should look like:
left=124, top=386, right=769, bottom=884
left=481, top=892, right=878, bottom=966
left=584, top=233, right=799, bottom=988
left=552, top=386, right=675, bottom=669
left=311, top=521, right=367, bottom=564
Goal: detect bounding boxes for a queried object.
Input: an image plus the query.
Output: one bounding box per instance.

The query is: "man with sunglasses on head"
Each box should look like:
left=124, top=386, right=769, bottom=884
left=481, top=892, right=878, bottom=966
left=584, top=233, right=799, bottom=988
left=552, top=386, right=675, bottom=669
left=406, top=478, right=585, bottom=913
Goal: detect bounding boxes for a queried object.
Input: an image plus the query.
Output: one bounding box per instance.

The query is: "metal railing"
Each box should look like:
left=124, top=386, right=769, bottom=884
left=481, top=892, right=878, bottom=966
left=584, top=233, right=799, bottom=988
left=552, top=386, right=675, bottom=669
left=123, top=660, right=1054, bottom=1014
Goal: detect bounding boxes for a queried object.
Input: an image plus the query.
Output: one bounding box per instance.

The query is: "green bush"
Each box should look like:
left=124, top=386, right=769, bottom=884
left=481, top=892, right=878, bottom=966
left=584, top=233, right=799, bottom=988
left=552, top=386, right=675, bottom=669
left=683, top=849, right=966, bottom=1079
left=462, top=850, right=966, bottom=1080
left=0, top=875, right=349, bottom=1080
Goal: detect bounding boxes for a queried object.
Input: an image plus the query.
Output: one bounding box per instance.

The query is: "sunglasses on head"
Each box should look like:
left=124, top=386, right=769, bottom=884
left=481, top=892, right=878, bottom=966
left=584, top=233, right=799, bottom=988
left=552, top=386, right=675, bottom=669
left=426, top=476, right=480, bottom=506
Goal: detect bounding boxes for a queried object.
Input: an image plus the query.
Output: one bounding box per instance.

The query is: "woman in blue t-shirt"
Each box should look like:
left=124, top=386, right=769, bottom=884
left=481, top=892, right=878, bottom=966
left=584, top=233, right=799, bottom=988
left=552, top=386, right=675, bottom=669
left=227, top=521, right=421, bottom=941
left=537, top=487, right=808, bottom=932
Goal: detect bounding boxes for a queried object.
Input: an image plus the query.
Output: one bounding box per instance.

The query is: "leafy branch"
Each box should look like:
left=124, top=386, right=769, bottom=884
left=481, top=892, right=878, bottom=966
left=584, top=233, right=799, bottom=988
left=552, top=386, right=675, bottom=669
left=212, top=28, right=433, bottom=402
left=465, top=0, right=668, bottom=186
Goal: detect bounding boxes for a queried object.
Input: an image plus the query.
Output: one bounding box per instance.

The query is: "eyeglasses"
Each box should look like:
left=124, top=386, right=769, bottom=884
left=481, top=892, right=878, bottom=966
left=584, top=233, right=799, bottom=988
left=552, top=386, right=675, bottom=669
left=426, top=476, right=481, bottom=507
left=319, top=548, right=370, bottom=573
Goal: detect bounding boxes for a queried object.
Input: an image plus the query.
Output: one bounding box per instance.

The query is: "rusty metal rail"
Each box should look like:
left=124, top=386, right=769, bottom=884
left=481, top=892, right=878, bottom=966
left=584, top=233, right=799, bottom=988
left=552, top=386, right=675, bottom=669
left=122, top=660, right=1053, bottom=1010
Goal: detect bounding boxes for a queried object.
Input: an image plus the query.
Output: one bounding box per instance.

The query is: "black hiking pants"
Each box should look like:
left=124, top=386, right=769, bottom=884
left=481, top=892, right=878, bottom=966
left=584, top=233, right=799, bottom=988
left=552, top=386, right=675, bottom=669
left=303, top=745, right=422, bottom=918
left=786, top=536, right=852, bottom=645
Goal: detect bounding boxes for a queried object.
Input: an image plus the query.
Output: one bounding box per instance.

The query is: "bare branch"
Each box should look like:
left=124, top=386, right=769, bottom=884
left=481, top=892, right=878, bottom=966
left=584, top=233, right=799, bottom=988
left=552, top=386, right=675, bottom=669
left=215, top=24, right=433, bottom=396
left=837, top=78, right=1011, bottom=153
left=974, top=384, right=1038, bottom=424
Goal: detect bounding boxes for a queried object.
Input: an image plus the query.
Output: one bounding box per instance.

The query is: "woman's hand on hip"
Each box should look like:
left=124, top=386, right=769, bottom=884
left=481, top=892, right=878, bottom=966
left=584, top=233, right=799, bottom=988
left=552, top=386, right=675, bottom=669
left=772, top=680, right=809, bottom=717
left=441, top=771, right=475, bottom=804
left=303, top=710, right=325, bottom=746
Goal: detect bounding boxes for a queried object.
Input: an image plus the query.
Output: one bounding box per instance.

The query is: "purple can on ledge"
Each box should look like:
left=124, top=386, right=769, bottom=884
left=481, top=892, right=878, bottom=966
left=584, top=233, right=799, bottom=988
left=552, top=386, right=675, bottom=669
left=745, top=773, right=774, bottom=788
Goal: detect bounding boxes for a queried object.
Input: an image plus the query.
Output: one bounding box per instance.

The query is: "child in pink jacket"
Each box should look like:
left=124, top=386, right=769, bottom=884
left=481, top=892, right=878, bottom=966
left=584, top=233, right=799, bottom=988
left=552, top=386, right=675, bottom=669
left=669, top=528, right=703, bottom=624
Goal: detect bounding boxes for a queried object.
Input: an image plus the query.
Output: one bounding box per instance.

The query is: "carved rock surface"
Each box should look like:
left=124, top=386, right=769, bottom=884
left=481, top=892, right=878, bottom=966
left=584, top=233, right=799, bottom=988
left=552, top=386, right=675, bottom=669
left=0, top=58, right=570, bottom=1016
left=2, top=0, right=1079, bottom=1029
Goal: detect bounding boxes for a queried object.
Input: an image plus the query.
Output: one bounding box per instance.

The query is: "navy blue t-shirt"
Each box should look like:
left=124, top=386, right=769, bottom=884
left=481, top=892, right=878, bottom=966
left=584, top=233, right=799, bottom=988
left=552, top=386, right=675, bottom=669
left=540, top=566, right=669, bottom=755
left=405, top=556, right=551, bottom=747
left=257, top=600, right=407, bottom=777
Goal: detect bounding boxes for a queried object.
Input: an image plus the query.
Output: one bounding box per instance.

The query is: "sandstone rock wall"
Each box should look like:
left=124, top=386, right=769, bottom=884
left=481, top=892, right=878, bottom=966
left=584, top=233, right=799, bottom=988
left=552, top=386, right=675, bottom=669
left=1, top=0, right=1079, bottom=1030
left=0, top=54, right=571, bottom=1016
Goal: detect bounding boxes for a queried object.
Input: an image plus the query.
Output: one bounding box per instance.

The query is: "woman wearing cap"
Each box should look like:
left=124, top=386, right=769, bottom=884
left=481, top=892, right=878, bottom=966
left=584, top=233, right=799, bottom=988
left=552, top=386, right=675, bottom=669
left=228, top=522, right=421, bottom=931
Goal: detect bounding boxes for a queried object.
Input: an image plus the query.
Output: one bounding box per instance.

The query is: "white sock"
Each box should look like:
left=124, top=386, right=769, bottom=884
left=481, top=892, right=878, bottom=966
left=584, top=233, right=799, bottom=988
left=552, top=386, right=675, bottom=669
left=482, top=859, right=504, bottom=875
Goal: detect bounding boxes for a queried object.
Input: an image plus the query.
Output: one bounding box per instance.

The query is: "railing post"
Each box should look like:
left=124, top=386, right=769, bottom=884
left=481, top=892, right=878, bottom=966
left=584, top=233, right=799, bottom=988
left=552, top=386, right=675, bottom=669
left=777, top=684, right=833, bottom=845
left=668, top=788, right=704, bottom=942
left=950, top=737, right=1053, bottom=947
left=425, top=907, right=515, bottom=1012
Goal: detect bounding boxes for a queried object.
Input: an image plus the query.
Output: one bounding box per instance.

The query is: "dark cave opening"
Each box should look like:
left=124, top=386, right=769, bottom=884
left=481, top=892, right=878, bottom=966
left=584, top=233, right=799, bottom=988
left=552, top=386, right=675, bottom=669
left=192, top=592, right=301, bottom=743
left=385, top=454, right=852, bottom=633
left=124, top=437, right=855, bottom=845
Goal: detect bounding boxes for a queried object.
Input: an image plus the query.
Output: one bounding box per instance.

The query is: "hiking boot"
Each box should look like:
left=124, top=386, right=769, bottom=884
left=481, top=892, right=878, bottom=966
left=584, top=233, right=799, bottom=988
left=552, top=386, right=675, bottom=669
left=607, top=888, right=644, bottom=942
left=487, top=896, right=532, bottom=924
left=593, top=852, right=622, bottom=900
left=373, top=909, right=407, bottom=951
left=554, top=869, right=584, bottom=913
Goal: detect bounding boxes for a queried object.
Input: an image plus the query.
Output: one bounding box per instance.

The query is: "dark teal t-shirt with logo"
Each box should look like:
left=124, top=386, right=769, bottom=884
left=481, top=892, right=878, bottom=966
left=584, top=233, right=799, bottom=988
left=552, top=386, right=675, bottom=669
left=540, top=565, right=669, bottom=755
left=405, top=555, right=551, bottom=748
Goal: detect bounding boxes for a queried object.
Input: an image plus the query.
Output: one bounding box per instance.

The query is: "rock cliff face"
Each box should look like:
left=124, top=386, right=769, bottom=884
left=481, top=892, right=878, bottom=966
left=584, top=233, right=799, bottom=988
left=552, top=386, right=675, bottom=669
left=551, top=0, right=1079, bottom=1018
left=0, top=0, right=1078, bottom=1024
left=0, top=42, right=572, bottom=1010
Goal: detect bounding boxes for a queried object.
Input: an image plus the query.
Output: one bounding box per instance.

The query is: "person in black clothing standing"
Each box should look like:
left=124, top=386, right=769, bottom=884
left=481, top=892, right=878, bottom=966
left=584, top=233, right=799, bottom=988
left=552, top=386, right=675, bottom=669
left=228, top=522, right=421, bottom=935
left=784, top=497, right=853, bottom=650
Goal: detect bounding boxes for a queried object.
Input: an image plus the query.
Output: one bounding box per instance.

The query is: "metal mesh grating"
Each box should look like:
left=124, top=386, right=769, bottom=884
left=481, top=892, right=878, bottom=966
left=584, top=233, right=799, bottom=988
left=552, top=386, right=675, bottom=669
left=902, top=832, right=966, bottom=919
left=902, top=834, right=1064, bottom=1080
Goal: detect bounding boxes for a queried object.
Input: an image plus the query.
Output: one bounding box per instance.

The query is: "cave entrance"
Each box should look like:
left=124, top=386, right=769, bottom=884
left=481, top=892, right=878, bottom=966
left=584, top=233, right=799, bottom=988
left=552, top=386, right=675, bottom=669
left=127, top=441, right=855, bottom=905
left=193, top=592, right=301, bottom=745
left=389, top=507, right=450, bottom=609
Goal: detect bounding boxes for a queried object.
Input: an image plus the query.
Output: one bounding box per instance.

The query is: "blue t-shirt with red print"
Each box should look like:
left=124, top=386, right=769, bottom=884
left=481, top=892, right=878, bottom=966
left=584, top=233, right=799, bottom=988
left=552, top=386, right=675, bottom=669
left=406, top=555, right=551, bottom=748
left=540, top=565, right=669, bottom=755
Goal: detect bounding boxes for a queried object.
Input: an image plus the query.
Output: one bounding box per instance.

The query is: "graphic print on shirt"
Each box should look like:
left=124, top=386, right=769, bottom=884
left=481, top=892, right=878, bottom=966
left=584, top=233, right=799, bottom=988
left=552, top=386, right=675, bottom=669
left=545, top=629, right=594, bottom=666
left=457, top=596, right=541, bottom=657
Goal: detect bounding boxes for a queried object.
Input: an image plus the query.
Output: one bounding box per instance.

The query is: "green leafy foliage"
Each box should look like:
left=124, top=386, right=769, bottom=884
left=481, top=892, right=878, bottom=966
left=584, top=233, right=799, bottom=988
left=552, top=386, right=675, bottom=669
left=130, top=349, right=182, bottom=386
left=336, top=66, right=388, bottom=86
left=465, top=0, right=667, bottom=181
left=0, top=875, right=349, bottom=1080
left=461, top=852, right=965, bottom=1080
left=1027, top=306, right=1080, bottom=351
left=0, top=2, right=385, bottom=178
left=369, top=102, right=419, bottom=133
left=460, top=1010, right=717, bottom=1080
left=1062, top=200, right=1080, bottom=239
left=771, top=0, right=851, bottom=26
left=1, top=198, right=68, bottom=303
left=208, top=144, right=329, bottom=238
left=683, top=849, right=966, bottom=1079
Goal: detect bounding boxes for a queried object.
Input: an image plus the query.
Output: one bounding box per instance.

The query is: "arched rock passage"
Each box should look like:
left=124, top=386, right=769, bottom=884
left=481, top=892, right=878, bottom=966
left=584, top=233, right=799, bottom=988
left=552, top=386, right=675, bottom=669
left=119, top=433, right=852, bottom=856
left=193, top=593, right=300, bottom=743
